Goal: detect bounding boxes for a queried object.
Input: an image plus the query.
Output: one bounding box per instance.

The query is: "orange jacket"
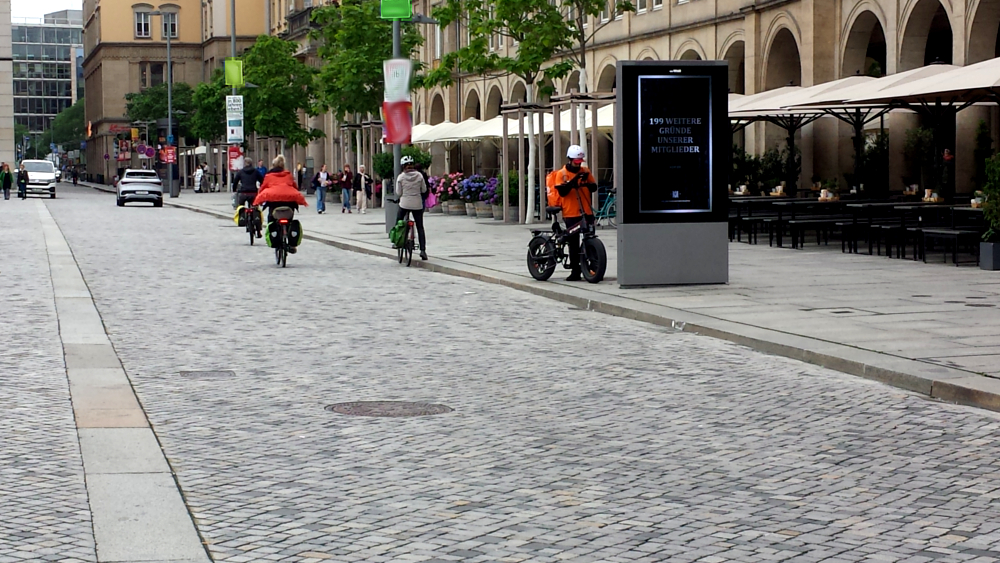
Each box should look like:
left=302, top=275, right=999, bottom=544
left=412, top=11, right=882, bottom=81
left=253, top=170, right=308, bottom=207
left=546, top=165, right=596, bottom=218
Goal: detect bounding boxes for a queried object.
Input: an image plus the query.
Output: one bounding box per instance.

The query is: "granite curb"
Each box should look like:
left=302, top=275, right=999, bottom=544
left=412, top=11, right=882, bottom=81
left=80, top=181, right=1000, bottom=413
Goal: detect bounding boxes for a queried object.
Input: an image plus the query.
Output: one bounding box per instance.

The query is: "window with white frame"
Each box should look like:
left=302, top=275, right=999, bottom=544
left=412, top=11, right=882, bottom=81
left=162, top=12, right=178, bottom=38
left=614, top=2, right=623, bottom=19
left=637, top=0, right=647, bottom=12
left=600, top=1, right=609, bottom=22
left=653, top=0, right=662, bottom=8
left=135, top=11, right=151, bottom=38
left=434, top=18, right=442, bottom=59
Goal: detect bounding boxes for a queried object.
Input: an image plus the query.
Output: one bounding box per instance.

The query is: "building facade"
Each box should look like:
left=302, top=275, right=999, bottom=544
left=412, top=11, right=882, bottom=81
left=82, top=0, right=264, bottom=182
left=11, top=10, right=84, bottom=146
left=0, top=0, right=12, bottom=165
left=401, top=0, right=1000, bottom=194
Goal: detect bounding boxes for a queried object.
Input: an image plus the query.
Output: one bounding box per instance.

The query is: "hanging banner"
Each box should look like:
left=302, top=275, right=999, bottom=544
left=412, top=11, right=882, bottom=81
left=383, top=59, right=412, bottom=103
left=225, top=58, right=244, bottom=88
left=228, top=145, right=244, bottom=171
left=382, top=101, right=412, bottom=145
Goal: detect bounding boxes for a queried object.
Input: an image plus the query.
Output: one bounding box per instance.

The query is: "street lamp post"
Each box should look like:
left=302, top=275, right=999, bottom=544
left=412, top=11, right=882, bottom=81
left=149, top=9, right=178, bottom=197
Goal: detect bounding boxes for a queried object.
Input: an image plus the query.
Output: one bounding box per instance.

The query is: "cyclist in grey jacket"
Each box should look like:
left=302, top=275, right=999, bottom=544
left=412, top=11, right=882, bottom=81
left=395, top=156, right=428, bottom=260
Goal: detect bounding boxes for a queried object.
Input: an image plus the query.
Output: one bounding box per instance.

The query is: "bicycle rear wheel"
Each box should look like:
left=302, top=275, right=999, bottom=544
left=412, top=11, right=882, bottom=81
left=248, top=213, right=255, bottom=245
left=405, top=238, right=414, bottom=267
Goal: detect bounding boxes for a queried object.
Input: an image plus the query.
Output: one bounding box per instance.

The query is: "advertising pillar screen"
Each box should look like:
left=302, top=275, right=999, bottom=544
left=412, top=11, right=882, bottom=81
left=618, top=61, right=728, bottom=226
left=639, top=76, right=711, bottom=213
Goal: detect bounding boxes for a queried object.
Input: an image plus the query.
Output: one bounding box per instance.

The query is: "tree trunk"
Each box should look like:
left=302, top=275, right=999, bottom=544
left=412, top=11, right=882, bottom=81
left=577, top=65, right=589, bottom=159
left=526, top=82, right=537, bottom=225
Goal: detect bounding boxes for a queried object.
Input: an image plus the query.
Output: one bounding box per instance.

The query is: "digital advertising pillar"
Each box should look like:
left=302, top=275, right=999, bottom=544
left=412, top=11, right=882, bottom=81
left=615, top=61, right=729, bottom=287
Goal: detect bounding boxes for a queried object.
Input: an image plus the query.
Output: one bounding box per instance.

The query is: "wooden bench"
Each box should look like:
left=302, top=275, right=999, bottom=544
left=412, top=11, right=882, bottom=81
left=920, top=229, right=982, bottom=265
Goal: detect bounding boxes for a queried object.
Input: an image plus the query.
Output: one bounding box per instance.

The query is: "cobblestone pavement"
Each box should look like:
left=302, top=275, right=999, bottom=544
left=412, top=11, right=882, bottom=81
left=43, top=186, right=1000, bottom=563
left=0, top=200, right=96, bottom=562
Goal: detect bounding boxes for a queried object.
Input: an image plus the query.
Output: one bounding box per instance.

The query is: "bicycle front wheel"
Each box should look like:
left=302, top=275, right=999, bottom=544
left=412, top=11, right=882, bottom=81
left=405, top=238, right=414, bottom=267
left=581, top=237, right=607, bottom=283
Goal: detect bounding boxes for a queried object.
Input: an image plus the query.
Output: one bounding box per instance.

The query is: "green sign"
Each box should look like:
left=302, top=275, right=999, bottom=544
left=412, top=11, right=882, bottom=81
left=380, top=0, right=411, bottom=19
left=225, top=58, right=244, bottom=87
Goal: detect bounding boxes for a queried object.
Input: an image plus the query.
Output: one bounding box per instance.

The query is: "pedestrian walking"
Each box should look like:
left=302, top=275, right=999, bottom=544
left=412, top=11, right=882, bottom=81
left=340, top=164, right=353, bottom=213
left=312, top=164, right=331, bottom=214
left=71, top=167, right=79, bottom=186
left=256, top=159, right=267, bottom=179
left=17, top=163, right=29, bottom=200
left=0, top=163, right=12, bottom=200
left=296, top=162, right=306, bottom=191
left=193, top=164, right=205, bottom=193
left=354, top=165, right=372, bottom=214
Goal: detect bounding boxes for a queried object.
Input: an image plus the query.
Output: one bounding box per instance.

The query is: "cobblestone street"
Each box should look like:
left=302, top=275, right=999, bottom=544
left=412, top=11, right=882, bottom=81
left=7, top=185, right=1000, bottom=562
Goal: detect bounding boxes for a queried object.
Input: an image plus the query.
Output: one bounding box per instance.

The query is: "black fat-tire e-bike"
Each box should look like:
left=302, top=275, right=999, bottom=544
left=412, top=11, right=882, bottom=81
left=526, top=205, right=607, bottom=283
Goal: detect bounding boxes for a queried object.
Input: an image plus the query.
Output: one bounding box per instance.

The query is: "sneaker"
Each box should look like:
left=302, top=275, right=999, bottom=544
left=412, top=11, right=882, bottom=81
left=348, top=210, right=352, bottom=213
left=256, top=231, right=262, bottom=238
left=318, top=210, right=324, bottom=214
left=420, top=251, right=428, bottom=260
left=361, top=209, right=366, bottom=214
left=565, top=271, right=582, bottom=281
left=288, top=246, right=297, bottom=254
left=342, top=208, right=345, bottom=214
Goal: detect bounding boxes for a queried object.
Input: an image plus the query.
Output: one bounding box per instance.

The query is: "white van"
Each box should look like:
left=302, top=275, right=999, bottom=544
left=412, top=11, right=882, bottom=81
left=20, top=160, right=57, bottom=198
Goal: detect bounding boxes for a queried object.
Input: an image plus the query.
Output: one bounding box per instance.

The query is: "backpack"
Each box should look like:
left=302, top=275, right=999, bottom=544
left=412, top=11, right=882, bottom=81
left=388, top=219, right=406, bottom=247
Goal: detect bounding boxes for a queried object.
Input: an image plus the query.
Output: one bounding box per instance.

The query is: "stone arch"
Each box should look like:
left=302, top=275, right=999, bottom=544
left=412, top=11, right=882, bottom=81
left=564, top=70, right=580, bottom=94
left=763, top=27, right=802, bottom=89
left=636, top=47, right=659, bottom=60
left=485, top=85, right=503, bottom=119
left=899, top=0, right=954, bottom=70
left=842, top=9, right=888, bottom=76
left=429, top=93, right=445, bottom=125
left=510, top=81, right=527, bottom=103
left=596, top=64, right=617, bottom=92
left=464, top=88, right=481, bottom=120
left=968, top=0, right=1000, bottom=63
left=674, top=39, right=707, bottom=60
left=722, top=40, right=746, bottom=94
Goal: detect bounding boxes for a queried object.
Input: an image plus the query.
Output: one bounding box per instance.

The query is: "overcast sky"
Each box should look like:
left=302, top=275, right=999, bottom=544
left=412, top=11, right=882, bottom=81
left=12, top=0, right=83, bottom=20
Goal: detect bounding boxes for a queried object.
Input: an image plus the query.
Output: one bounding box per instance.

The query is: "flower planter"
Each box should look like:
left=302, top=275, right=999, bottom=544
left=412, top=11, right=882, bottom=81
left=982, top=242, right=1000, bottom=270
left=447, top=200, right=466, bottom=215
left=465, top=202, right=477, bottom=217
left=492, top=204, right=503, bottom=220
left=428, top=203, right=443, bottom=214
left=505, top=206, right=520, bottom=223
left=473, top=201, right=492, bottom=218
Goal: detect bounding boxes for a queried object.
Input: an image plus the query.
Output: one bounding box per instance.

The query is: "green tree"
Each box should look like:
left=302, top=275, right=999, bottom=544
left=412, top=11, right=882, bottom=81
left=429, top=0, right=574, bottom=223
left=242, top=35, right=323, bottom=146
left=124, top=82, right=195, bottom=137
left=312, top=0, right=424, bottom=121
left=50, top=97, right=87, bottom=150
left=190, top=69, right=228, bottom=143
left=560, top=0, right=635, bottom=132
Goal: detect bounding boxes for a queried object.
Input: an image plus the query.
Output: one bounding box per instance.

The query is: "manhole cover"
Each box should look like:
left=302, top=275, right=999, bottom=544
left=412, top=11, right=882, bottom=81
left=180, top=370, right=235, bottom=378
left=448, top=254, right=495, bottom=258
left=325, top=401, right=453, bottom=417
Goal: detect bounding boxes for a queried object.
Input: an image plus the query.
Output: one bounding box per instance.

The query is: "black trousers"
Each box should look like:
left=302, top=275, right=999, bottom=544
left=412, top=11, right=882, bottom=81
left=564, top=215, right=594, bottom=271
left=396, top=207, right=426, bottom=252
left=236, top=192, right=257, bottom=207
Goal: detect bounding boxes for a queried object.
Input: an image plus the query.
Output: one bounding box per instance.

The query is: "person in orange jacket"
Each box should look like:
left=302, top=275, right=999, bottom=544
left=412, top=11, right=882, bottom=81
left=546, top=144, right=598, bottom=281
left=253, top=155, right=308, bottom=252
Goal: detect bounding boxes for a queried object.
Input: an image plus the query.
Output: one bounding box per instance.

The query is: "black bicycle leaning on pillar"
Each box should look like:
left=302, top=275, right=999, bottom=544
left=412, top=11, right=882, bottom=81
left=526, top=205, right=607, bottom=283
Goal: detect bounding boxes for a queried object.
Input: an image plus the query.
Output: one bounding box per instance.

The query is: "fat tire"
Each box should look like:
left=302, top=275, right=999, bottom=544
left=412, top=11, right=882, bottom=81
left=581, top=237, right=607, bottom=283
left=527, top=237, right=557, bottom=281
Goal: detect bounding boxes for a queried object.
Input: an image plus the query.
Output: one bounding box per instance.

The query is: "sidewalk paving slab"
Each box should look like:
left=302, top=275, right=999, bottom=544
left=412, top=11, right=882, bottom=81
left=82, top=182, right=1000, bottom=412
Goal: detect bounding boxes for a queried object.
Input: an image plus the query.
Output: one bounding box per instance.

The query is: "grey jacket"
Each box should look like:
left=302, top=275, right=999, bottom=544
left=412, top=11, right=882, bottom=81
left=395, top=170, right=427, bottom=210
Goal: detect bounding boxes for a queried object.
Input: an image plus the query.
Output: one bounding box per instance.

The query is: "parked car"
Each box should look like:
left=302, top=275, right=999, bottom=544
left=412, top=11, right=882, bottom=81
left=117, top=180, right=163, bottom=207
left=20, top=160, right=58, bottom=198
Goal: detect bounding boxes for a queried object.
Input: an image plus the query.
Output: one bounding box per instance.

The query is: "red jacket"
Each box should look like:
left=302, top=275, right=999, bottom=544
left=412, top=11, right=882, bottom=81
left=253, top=170, right=308, bottom=207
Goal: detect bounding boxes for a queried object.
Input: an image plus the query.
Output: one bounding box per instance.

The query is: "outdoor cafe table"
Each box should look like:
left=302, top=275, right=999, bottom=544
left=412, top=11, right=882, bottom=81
left=770, top=199, right=872, bottom=247
left=843, top=201, right=946, bottom=254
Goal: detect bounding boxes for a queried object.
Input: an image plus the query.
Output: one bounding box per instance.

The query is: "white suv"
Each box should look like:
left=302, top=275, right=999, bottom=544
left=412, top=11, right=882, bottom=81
left=116, top=169, right=164, bottom=207
left=20, top=160, right=57, bottom=198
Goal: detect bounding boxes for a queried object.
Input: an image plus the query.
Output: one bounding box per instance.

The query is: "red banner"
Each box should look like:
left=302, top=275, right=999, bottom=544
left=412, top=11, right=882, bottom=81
left=163, top=146, right=177, bottom=164
left=228, top=145, right=244, bottom=171
left=382, top=101, right=412, bottom=145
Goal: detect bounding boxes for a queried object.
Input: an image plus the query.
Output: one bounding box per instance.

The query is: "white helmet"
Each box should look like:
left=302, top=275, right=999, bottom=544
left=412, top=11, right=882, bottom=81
left=400, top=155, right=414, bottom=166
left=566, top=145, right=585, bottom=159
